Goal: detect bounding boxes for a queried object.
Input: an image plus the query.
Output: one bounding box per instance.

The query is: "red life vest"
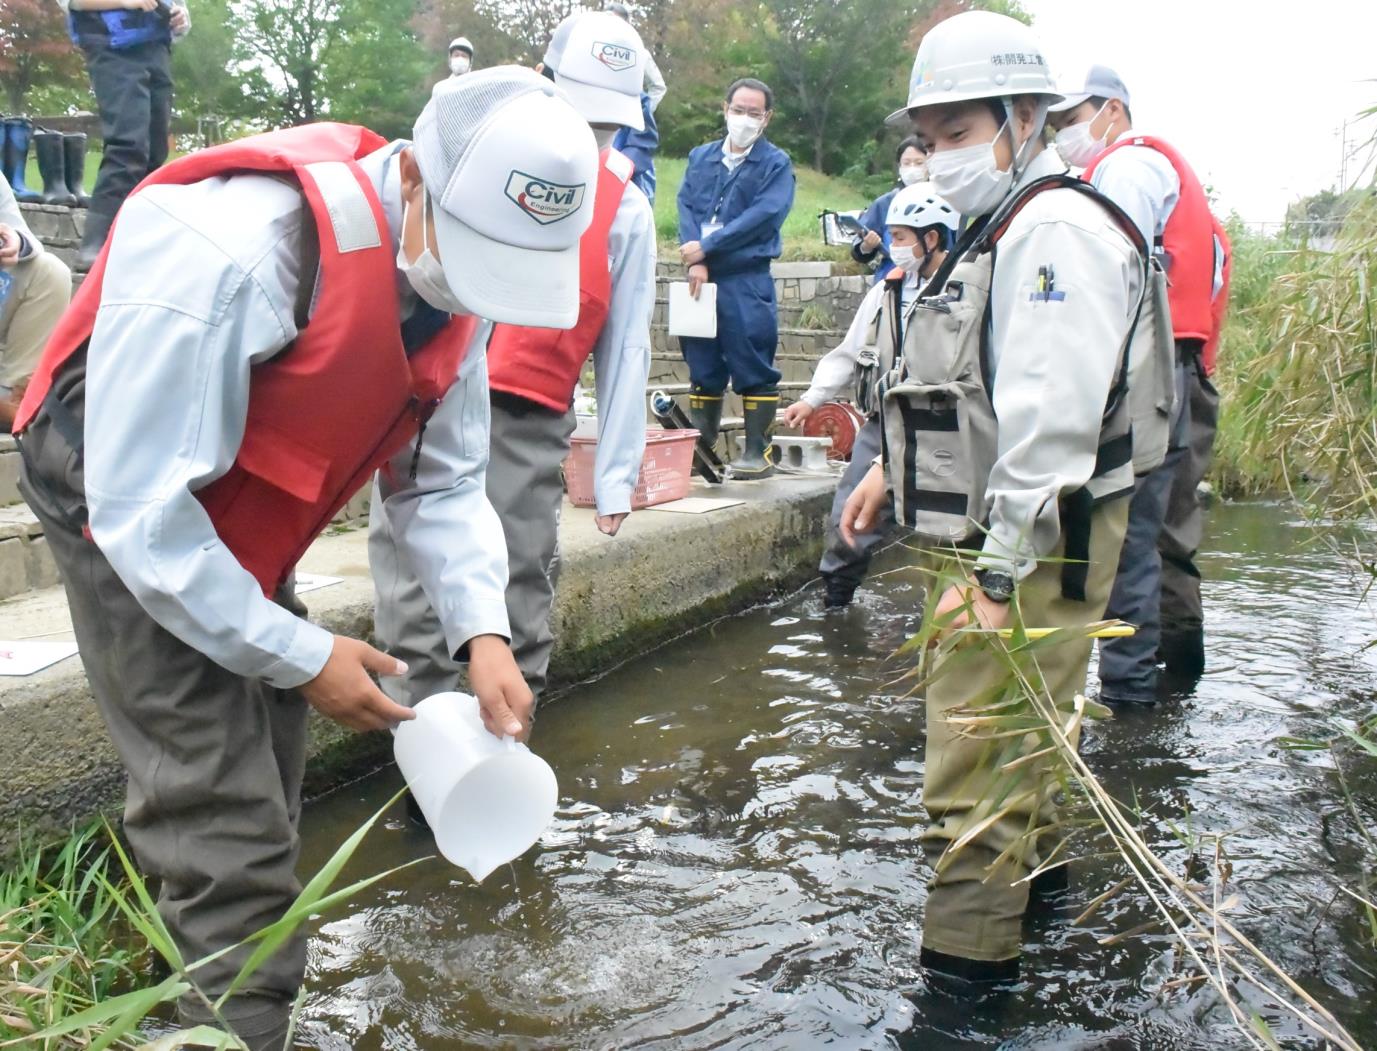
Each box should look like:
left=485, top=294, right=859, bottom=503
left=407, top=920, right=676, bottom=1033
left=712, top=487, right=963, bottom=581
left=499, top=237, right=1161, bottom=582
left=486, top=149, right=632, bottom=412
left=15, top=123, right=477, bottom=595
left=1083, top=134, right=1231, bottom=372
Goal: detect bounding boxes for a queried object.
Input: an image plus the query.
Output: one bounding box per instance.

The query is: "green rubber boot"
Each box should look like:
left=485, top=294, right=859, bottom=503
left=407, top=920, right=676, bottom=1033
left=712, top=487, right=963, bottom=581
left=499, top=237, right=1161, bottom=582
left=731, top=390, right=778, bottom=480
left=688, top=388, right=724, bottom=463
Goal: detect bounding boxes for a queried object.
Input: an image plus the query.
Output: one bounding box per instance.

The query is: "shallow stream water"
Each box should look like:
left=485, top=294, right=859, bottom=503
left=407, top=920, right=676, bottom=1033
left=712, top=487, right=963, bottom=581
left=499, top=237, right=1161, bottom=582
left=296, top=501, right=1377, bottom=1049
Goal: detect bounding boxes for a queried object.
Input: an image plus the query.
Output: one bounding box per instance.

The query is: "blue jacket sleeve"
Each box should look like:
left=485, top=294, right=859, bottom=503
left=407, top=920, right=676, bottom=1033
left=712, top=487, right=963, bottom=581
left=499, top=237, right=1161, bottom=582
left=700, top=155, right=795, bottom=258
left=616, top=94, right=659, bottom=178
left=677, top=149, right=706, bottom=245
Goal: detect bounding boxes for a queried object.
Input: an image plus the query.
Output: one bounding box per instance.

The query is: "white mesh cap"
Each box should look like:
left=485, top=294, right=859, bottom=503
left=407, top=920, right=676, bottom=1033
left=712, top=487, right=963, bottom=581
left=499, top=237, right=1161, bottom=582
left=1048, top=63, right=1130, bottom=113
left=543, top=11, right=646, bottom=131
left=412, top=66, right=598, bottom=329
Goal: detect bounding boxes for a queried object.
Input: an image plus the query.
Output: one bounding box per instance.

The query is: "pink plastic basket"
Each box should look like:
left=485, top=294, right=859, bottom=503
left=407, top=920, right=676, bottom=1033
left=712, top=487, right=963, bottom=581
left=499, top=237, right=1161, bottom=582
left=564, top=428, right=699, bottom=509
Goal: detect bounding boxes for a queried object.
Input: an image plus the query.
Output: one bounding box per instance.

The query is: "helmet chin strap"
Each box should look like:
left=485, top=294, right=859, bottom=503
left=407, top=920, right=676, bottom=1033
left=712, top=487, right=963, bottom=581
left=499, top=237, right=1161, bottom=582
left=1000, top=96, right=1050, bottom=184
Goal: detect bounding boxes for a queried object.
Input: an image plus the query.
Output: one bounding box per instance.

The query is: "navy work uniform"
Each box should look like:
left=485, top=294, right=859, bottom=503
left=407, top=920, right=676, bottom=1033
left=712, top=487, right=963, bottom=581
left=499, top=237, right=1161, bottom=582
left=675, top=135, right=794, bottom=397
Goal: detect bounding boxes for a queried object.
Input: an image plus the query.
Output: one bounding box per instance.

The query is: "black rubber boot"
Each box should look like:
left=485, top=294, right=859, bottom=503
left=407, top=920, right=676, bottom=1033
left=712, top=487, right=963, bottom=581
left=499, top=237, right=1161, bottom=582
left=687, top=388, right=724, bottom=462
left=404, top=789, right=430, bottom=829
left=63, top=132, right=90, bottom=207
left=730, top=389, right=778, bottom=480
left=821, top=571, right=858, bottom=609
left=1159, top=628, right=1205, bottom=682
left=34, top=130, right=76, bottom=206
left=1028, top=862, right=1070, bottom=900
left=920, top=945, right=1020, bottom=987
left=2, top=117, right=42, bottom=203
left=75, top=207, right=114, bottom=272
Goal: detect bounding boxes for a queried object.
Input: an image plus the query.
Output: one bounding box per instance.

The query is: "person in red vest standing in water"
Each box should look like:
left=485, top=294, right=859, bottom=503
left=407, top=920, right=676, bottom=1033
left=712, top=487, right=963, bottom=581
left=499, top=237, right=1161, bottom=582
left=1048, top=65, right=1231, bottom=704
left=12, top=68, right=597, bottom=1049
left=374, top=10, right=656, bottom=709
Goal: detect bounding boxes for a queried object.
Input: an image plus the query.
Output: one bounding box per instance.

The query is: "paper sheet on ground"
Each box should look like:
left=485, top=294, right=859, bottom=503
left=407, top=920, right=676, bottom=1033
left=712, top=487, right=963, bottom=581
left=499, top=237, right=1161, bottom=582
left=0, top=641, right=79, bottom=676
left=646, top=496, right=745, bottom=514
left=667, top=281, right=718, bottom=338
left=294, top=573, right=344, bottom=594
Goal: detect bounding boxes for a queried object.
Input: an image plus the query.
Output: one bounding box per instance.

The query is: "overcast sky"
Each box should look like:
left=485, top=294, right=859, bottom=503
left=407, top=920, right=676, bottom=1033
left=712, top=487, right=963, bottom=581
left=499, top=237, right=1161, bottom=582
left=1020, top=0, right=1377, bottom=223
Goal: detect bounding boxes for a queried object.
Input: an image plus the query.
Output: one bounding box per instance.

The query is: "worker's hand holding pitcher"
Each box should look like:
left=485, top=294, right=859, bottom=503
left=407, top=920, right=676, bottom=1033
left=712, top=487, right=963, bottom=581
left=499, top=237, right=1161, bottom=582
left=467, top=634, right=535, bottom=741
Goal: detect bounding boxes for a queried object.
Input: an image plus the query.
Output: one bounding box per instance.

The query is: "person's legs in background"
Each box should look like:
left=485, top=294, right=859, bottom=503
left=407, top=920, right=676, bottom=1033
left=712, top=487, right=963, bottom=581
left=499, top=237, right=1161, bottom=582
left=78, top=41, right=160, bottom=267
left=681, top=329, right=730, bottom=454
left=719, top=267, right=781, bottom=478
left=0, top=252, right=72, bottom=429
left=1159, top=350, right=1219, bottom=685
left=1098, top=358, right=1192, bottom=704
left=819, top=417, right=893, bottom=607
left=485, top=395, right=577, bottom=699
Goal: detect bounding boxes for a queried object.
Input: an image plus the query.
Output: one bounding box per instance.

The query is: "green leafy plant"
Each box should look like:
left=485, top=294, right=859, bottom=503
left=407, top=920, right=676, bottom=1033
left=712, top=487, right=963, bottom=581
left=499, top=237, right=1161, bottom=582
left=2, top=789, right=426, bottom=1050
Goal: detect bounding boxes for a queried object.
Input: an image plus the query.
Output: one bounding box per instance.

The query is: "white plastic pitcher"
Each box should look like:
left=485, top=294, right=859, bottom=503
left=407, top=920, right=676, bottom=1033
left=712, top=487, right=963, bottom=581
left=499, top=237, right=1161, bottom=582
left=392, top=692, right=558, bottom=881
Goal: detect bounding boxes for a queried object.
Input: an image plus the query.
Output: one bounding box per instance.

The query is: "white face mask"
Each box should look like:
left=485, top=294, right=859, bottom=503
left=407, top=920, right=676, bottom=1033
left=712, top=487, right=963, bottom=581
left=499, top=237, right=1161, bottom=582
left=726, top=112, right=763, bottom=150
left=449, top=55, right=471, bottom=75
left=898, top=163, right=927, bottom=186
left=1053, top=102, right=1110, bottom=168
left=889, top=244, right=920, bottom=274
left=396, top=192, right=468, bottom=315
left=926, top=119, right=1015, bottom=218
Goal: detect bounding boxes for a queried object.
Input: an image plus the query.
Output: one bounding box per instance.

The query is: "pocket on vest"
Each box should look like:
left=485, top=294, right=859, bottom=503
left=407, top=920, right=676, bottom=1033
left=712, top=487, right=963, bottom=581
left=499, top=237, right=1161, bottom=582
left=234, top=419, right=331, bottom=504
left=881, top=378, right=995, bottom=546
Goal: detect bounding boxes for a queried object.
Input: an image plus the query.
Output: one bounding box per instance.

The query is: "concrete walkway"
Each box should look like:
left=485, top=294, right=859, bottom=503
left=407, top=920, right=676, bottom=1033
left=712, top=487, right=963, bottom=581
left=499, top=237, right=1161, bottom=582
left=0, top=474, right=836, bottom=852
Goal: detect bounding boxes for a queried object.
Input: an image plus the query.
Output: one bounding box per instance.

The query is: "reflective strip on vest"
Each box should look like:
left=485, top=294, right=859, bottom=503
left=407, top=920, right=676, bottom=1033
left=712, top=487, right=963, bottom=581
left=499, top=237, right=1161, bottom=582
left=16, top=124, right=477, bottom=596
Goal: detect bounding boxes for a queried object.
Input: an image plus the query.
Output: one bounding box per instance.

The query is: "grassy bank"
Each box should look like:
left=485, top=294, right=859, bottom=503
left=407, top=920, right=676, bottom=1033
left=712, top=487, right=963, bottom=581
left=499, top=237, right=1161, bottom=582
left=651, top=155, right=873, bottom=265
left=1210, top=206, right=1377, bottom=504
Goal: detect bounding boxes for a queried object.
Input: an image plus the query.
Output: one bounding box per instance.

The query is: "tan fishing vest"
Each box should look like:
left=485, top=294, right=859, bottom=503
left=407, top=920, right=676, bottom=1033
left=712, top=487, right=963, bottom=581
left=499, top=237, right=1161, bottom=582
left=870, top=174, right=1170, bottom=549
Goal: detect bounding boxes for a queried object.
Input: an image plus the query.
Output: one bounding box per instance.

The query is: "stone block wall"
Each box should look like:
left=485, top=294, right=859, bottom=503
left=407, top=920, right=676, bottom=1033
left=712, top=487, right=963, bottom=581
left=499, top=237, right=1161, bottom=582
left=18, top=202, right=86, bottom=277
left=649, top=260, right=868, bottom=425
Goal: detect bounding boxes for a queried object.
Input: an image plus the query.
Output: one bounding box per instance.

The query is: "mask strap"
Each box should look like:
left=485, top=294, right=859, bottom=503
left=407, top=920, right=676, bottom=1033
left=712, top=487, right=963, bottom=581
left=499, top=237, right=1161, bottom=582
left=1002, top=96, right=1048, bottom=183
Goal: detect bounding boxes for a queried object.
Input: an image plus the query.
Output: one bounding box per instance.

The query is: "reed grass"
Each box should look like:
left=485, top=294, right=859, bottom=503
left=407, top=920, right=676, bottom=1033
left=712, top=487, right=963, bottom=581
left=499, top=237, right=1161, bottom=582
left=896, top=546, right=1362, bottom=1050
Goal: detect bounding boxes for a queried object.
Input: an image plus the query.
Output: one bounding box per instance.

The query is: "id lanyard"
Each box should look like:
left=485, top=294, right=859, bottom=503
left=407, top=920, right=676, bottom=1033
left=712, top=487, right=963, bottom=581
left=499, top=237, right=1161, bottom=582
left=703, top=157, right=746, bottom=238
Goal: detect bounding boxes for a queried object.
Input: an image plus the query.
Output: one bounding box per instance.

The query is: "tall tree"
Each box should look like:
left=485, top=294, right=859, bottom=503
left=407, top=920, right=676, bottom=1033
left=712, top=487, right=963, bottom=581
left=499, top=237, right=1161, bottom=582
left=414, top=0, right=522, bottom=75
left=759, top=0, right=932, bottom=173
left=0, top=0, right=85, bottom=114
left=473, top=0, right=577, bottom=63
left=232, top=0, right=344, bottom=126
left=322, top=0, right=432, bottom=138
left=171, top=0, right=260, bottom=125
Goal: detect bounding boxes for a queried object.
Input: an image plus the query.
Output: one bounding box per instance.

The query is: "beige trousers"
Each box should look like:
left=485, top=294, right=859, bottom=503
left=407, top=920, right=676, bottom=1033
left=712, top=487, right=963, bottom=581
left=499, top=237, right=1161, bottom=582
left=920, top=497, right=1130, bottom=962
left=0, top=252, right=71, bottom=387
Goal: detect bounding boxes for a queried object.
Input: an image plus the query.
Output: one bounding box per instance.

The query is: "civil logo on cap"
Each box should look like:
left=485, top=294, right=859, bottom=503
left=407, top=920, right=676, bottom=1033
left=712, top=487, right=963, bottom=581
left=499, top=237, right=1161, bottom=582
left=504, top=170, right=587, bottom=225
left=592, top=40, right=636, bottom=71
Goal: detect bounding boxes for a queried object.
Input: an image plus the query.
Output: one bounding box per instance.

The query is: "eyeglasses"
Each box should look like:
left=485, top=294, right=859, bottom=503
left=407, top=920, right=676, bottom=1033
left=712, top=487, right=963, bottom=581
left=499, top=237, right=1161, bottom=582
left=726, top=104, right=768, bottom=121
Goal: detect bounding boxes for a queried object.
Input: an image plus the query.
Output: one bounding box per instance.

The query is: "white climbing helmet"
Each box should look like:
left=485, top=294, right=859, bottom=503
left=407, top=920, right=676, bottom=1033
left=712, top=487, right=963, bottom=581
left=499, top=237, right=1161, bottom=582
left=887, top=11, right=1060, bottom=124
left=885, top=181, right=961, bottom=233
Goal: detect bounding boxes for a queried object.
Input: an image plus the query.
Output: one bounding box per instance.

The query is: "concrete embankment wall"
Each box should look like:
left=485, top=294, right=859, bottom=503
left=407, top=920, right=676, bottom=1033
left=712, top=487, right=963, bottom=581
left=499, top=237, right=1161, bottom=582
left=0, top=476, right=834, bottom=855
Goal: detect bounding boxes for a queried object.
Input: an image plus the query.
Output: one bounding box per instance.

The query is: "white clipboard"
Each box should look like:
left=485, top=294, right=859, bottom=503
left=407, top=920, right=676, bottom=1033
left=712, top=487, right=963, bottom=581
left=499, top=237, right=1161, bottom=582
left=668, top=281, right=718, bottom=339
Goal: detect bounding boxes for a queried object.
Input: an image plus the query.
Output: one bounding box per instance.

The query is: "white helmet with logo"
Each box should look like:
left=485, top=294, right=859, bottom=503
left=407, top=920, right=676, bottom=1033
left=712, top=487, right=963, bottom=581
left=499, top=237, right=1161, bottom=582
left=887, top=11, right=1060, bottom=124
left=885, top=181, right=960, bottom=234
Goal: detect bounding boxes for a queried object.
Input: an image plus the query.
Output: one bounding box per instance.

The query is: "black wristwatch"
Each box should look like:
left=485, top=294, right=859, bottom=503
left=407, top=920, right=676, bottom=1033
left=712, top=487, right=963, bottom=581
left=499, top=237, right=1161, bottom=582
left=974, top=568, right=1015, bottom=604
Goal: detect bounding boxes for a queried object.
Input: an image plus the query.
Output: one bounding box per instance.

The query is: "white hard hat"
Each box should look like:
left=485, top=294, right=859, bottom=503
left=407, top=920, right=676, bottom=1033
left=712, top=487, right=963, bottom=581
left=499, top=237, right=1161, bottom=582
left=542, top=11, right=646, bottom=131
left=887, top=11, right=1061, bottom=125
left=449, top=36, right=473, bottom=55
left=412, top=67, right=598, bottom=329
left=885, top=182, right=960, bottom=233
